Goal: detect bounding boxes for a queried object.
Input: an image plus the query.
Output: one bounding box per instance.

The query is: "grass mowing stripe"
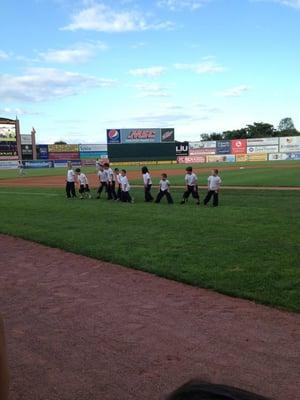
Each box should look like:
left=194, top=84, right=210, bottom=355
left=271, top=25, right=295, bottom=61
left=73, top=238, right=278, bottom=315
left=1, top=187, right=299, bottom=312
left=0, top=191, right=60, bottom=196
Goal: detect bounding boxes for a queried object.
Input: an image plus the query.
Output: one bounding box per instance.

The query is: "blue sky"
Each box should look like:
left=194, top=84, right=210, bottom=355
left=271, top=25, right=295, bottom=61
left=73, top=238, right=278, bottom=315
left=0, top=0, right=299, bottom=143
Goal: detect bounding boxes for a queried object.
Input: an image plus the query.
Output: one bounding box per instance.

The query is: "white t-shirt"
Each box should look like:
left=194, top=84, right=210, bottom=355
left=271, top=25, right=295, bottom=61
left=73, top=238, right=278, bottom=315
left=115, top=173, right=121, bottom=184
left=185, top=173, right=197, bottom=186
left=143, top=172, right=152, bottom=185
left=67, top=169, right=75, bottom=182
left=98, top=170, right=108, bottom=182
left=120, top=175, right=130, bottom=191
left=160, top=179, right=170, bottom=191
left=107, top=167, right=114, bottom=182
left=78, top=173, right=88, bottom=185
left=208, top=175, right=222, bottom=191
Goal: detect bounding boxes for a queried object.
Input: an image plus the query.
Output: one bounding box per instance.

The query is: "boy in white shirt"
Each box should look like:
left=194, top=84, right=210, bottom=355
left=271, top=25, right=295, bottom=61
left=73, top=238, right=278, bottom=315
left=204, top=169, right=222, bottom=207
left=96, top=165, right=108, bottom=199
left=141, top=166, right=154, bottom=202
left=120, top=169, right=133, bottom=203
left=104, top=162, right=117, bottom=200
left=75, top=168, right=92, bottom=199
left=180, top=166, right=200, bottom=205
left=114, top=168, right=122, bottom=200
left=66, top=164, right=76, bottom=198
left=155, top=173, right=173, bottom=204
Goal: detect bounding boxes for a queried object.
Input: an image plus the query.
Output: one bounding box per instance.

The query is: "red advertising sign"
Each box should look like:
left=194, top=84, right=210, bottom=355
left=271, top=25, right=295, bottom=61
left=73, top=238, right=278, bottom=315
left=231, top=139, right=247, bottom=154
left=177, top=156, right=206, bottom=164
left=49, top=152, right=80, bottom=160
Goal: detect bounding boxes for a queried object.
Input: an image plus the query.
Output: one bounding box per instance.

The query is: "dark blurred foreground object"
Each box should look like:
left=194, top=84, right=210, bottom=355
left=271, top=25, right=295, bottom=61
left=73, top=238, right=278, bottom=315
left=166, top=380, right=271, bottom=400
left=0, top=316, right=9, bottom=400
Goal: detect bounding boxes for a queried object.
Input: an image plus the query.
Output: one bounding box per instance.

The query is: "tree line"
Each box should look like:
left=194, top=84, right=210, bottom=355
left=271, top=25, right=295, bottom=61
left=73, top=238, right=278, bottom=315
left=201, top=118, right=299, bottom=141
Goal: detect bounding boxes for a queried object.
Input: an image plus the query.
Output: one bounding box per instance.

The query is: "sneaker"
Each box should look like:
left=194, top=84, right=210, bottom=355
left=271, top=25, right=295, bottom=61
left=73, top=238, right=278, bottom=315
left=196, top=202, right=200, bottom=205
left=96, top=196, right=100, bottom=199
left=180, top=200, right=185, bottom=205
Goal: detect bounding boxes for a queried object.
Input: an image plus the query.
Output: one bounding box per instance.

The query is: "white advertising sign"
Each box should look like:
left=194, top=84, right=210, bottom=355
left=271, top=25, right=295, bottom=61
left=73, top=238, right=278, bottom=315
left=247, top=138, right=279, bottom=146
left=279, top=136, right=300, bottom=153
left=247, top=145, right=279, bottom=154
left=21, top=134, right=32, bottom=145
left=79, top=144, right=107, bottom=152
left=189, top=141, right=216, bottom=149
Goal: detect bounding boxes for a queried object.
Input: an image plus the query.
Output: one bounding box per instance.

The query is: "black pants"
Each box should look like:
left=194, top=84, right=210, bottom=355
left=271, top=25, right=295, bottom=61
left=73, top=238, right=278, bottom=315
left=183, top=185, right=199, bottom=201
left=117, top=184, right=122, bottom=200
left=79, top=184, right=90, bottom=194
left=121, top=191, right=132, bottom=203
left=204, top=190, right=219, bottom=207
left=97, top=182, right=107, bottom=197
left=155, top=190, right=173, bottom=204
left=66, top=181, right=76, bottom=198
left=144, top=184, right=154, bottom=202
left=108, top=181, right=117, bottom=200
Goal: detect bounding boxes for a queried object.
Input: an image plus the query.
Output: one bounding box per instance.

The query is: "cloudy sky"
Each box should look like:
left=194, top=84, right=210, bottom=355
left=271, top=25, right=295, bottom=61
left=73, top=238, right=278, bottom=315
left=0, top=0, right=299, bottom=143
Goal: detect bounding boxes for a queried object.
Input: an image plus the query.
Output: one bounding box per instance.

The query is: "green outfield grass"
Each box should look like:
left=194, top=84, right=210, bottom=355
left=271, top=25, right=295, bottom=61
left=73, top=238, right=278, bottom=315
left=0, top=186, right=299, bottom=312
left=0, top=161, right=300, bottom=186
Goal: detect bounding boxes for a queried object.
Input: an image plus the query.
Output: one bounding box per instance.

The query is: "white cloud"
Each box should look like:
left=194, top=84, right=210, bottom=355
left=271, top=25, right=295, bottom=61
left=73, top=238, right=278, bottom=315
left=134, top=83, right=170, bottom=97
left=215, top=85, right=250, bottom=97
left=157, top=0, right=209, bottom=10
left=0, top=68, right=117, bottom=103
left=39, top=42, right=107, bottom=64
left=257, top=0, right=300, bottom=8
left=129, top=66, right=166, bottom=77
left=0, top=107, right=40, bottom=116
left=0, top=50, right=9, bottom=60
left=174, top=59, right=225, bottom=74
left=62, top=3, right=174, bottom=32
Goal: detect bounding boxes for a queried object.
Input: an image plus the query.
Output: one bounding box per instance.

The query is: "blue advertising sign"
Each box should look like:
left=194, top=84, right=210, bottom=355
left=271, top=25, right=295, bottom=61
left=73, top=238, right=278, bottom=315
left=24, top=160, right=53, bottom=168
left=37, top=144, right=49, bottom=159
left=216, top=140, right=231, bottom=154
left=121, top=128, right=161, bottom=144
left=107, top=129, right=121, bottom=144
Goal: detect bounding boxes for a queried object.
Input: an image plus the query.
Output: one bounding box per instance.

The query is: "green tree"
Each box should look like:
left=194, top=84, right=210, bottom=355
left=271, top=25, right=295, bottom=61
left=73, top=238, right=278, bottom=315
left=201, top=133, right=223, bottom=141
left=278, top=118, right=295, bottom=131
left=223, top=128, right=248, bottom=140
left=54, top=141, right=67, bottom=144
left=246, top=122, right=275, bottom=138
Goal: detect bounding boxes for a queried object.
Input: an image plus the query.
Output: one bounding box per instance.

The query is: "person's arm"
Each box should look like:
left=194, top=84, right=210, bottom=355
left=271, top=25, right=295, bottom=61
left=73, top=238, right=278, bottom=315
left=0, top=316, right=9, bottom=400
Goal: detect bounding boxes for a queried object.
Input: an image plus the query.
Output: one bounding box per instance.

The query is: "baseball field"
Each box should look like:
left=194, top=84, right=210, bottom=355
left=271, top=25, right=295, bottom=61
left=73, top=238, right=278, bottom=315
left=1, top=161, right=299, bottom=311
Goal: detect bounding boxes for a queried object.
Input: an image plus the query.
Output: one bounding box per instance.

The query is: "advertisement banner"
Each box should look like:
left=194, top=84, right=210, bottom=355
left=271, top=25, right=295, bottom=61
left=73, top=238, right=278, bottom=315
left=49, top=152, right=80, bottom=160
left=279, top=136, right=300, bottom=153
left=81, top=159, right=108, bottom=166
left=0, top=150, right=18, bottom=159
left=177, top=155, right=206, bottom=164
left=79, top=144, right=107, bottom=152
left=53, top=160, right=81, bottom=168
left=269, top=152, right=300, bottom=161
left=189, top=141, right=216, bottom=149
left=236, top=153, right=268, bottom=162
left=247, top=137, right=279, bottom=146
left=175, top=141, right=189, bottom=156
left=21, top=134, right=32, bottom=145
left=23, top=160, right=53, bottom=168
left=247, top=145, right=279, bottom=154
left=37, top=144, right=49, bottom=160
left=216, top=140, right=231, bottom=154
left=121, top=128, right=161, bottom=144
left=107, top=129, right=121, bottom=144
left=0, top=160, right=19, bottom=169
left=21, top=145, right=33, bottom=156
left=161, top=128, right=175, bottom=142
left=0, top=124, right=16, bottom=142
left=48, top=144, right=79, bottom=153
left=231, top=139, right=247, bottom=154
left=79, top=151, right=108, bottom=160
left=0, top=142, right=17, bottom=151
left=189, top=148, right=216, bottom=155
left=207, top=155, right=236, bottom=163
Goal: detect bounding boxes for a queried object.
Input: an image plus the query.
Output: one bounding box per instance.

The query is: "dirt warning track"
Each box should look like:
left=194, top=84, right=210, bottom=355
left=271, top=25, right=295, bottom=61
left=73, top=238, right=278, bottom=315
left=1, top=235, right=299, bottom=400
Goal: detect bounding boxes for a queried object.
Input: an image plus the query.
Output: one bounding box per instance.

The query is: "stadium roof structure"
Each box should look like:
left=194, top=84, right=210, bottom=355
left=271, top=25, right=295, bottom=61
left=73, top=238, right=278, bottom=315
left=0, top=117, right=17, bottom=124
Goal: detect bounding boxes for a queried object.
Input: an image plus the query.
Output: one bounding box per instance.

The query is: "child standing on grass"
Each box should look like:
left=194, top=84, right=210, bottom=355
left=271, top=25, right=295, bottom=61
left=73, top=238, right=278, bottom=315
left=66, top=163, right=76, bottom=198
left=18, top=160, right=25, bottom=176
left=181, top=166, right=200, bottom=205
left=114, top=168, right=122, bottom=200
left=155, top=173, right=173, bottom=204
left=105, top=163, right=117, bottom=200
left=96, top=165, right=108, bottom=199
left=142, top=166, right=154, bottom=202
left=75, top=168, right=92, bottom=199
left=120, top=169, right=133, bottom=203
left=204, top=169, right=222, bottom=207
